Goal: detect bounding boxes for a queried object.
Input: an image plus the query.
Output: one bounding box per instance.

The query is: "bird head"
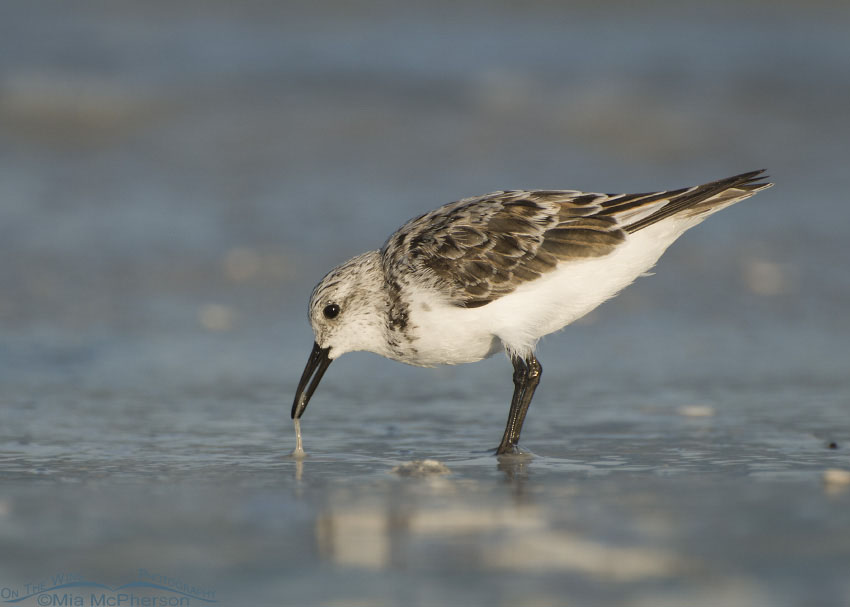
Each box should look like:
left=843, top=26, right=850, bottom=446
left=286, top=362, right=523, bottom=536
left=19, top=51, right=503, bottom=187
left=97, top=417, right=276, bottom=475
left=291, top=251, right=388, bottom=420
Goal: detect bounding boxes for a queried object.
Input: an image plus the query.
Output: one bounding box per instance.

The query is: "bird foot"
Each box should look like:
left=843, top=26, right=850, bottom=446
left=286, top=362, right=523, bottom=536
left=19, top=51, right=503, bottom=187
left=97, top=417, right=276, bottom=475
left=493, top=443, right=533, bottom=457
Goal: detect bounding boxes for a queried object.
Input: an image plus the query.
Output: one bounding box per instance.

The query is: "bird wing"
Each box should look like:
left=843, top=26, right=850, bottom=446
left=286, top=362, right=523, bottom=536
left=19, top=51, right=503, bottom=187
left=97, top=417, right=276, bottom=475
left=381, top=170, right=770, bottom=308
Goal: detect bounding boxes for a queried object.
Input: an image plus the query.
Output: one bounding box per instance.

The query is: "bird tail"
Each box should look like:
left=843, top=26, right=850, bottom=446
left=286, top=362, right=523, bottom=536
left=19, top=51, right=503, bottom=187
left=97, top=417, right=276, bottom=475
left=623, top=170, right=773, bottom=234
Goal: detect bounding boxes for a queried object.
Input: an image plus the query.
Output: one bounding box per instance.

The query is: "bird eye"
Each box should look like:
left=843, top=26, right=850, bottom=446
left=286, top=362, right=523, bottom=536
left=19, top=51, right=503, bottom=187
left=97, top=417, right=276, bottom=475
left=323, top=303, right=340, bottom=319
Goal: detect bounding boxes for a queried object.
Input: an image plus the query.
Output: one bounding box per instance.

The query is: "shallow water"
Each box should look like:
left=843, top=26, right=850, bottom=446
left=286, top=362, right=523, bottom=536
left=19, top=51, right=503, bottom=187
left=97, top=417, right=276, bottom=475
left=2, top=1, right=850, bottom=606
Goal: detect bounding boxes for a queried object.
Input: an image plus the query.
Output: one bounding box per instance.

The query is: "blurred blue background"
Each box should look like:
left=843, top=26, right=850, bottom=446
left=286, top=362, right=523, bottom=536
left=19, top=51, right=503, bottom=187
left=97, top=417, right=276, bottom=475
left=1, top=1, right=849, bottom=606
left=1, top=1, right=848, bottom=387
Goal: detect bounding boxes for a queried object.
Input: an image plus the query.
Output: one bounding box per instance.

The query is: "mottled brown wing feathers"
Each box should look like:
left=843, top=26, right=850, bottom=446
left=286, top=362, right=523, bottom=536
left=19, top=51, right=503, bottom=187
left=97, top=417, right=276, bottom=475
left=380, top=170, right=771, bottom=308
left=381, top=190, right=627, bottom=307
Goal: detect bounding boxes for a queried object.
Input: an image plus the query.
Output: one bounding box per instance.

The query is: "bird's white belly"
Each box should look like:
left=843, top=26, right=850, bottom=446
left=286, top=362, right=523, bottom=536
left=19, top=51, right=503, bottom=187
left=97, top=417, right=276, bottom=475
left=403, top=297, right=502, bottom=366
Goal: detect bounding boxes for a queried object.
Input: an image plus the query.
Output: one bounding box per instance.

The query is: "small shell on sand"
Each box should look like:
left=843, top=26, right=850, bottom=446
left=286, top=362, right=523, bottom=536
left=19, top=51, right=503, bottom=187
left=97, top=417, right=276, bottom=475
left=290, top=418, right=306, bottom=459
left=391, top=459, right=450, bottom=477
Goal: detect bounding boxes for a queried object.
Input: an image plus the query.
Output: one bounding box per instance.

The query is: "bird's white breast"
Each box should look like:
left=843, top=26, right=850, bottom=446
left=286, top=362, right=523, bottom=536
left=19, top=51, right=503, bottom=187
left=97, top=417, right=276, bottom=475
left=399, top=288, right=502, bottom=366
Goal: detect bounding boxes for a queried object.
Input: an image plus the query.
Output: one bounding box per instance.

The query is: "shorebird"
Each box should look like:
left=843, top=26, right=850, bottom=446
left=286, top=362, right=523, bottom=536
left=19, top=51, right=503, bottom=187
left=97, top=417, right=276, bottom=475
left=292, top=170, right=772, bottom=454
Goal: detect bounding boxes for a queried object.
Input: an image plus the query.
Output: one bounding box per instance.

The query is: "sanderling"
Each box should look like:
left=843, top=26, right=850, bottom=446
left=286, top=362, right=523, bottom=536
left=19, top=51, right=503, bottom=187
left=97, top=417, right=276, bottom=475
left=292, top=170, right=772, bottom=455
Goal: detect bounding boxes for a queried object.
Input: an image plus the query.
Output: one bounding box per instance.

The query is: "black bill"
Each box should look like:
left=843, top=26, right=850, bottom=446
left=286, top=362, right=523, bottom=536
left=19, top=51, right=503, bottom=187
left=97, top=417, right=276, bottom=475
left=291, top=342, right=332, bottom=419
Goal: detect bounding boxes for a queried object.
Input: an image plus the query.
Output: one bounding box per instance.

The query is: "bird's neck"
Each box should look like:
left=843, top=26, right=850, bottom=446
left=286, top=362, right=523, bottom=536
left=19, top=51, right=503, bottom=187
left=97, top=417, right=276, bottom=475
left=348, top=250, right=418, bottom=361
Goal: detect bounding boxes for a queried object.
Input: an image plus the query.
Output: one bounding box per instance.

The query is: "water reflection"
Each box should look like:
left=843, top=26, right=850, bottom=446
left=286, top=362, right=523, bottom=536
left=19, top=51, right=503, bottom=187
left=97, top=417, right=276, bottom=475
left=496, top=452, right=533, bottom=487
left=312, top=465, right=683, bottom=580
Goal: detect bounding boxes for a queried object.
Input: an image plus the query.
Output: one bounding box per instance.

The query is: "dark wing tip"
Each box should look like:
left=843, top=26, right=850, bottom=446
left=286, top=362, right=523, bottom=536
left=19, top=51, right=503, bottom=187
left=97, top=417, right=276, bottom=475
left=732, top=168, right=773, bottom=190
left=622, top=169, right=772, bottom=234
left=718, top=168, right=770, bottom=187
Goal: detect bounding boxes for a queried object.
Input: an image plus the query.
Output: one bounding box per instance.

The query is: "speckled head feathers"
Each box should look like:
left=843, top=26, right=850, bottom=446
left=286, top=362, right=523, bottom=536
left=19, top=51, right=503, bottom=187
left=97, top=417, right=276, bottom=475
left=307, top=250, right=390, bottom=359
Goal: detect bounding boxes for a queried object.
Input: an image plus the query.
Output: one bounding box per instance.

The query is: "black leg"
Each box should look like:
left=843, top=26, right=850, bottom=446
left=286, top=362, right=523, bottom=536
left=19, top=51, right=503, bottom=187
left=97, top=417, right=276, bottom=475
left=496, top=355, right=527, bottom=454
left=496, top=354, right=542, bottom=455
left=512, top=354, right=541, bottom=443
